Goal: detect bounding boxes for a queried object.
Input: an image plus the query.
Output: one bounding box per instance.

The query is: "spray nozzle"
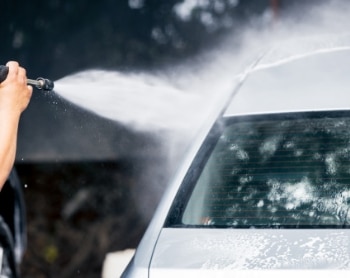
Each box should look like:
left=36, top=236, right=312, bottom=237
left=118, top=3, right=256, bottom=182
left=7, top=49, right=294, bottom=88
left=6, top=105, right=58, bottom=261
left=0, top=65, right=54, bottom=92
left=27, top=77, right=54, bottom=91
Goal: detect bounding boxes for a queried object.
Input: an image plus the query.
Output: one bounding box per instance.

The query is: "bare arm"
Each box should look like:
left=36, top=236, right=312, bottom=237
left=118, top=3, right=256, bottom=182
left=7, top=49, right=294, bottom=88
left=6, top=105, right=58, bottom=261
left=0, top=61, right=32, bottom=190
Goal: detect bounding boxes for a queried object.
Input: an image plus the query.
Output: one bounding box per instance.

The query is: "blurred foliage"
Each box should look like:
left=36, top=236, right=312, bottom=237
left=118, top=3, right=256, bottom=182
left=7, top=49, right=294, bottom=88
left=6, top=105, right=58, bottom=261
left=0, top=0, right=291, bottom=79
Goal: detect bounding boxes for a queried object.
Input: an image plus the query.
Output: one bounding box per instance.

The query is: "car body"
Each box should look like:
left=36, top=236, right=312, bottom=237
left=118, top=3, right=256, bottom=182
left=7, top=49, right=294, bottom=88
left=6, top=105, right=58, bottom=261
left=122, top=38, right=350, bottom=277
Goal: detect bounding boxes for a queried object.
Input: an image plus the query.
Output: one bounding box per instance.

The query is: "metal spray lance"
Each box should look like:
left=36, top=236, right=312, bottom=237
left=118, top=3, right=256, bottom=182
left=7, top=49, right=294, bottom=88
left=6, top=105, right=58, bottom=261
left=0, top=65, right=54, bottom=91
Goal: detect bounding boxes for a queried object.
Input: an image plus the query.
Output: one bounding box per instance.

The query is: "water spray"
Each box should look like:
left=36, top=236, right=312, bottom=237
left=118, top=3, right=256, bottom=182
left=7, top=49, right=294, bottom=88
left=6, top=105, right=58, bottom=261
left=0, top=65, right=54, bottom=91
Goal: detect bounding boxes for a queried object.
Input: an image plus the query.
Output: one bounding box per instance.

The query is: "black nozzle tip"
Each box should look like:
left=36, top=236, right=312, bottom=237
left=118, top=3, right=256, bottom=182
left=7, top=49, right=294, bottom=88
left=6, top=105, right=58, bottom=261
left=37, top=77, right=54, bottom=91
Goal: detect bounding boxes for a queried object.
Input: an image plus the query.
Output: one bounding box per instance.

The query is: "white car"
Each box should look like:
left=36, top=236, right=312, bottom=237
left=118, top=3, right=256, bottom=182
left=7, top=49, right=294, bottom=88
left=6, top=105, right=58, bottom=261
left=122, top=38, right=350, bottom=277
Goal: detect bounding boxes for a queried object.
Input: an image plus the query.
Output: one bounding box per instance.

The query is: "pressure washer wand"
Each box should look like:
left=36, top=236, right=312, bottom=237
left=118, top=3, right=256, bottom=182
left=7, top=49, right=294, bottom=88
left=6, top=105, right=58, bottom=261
left=26, top=77, right=54, bottom=91
left=0, top=65, right=54, bottom=92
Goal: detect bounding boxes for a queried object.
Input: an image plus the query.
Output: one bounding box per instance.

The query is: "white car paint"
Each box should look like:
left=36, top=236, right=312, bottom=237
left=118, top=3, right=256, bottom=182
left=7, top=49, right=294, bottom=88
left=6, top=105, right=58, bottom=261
left=122, top=40, right=350, bottom=278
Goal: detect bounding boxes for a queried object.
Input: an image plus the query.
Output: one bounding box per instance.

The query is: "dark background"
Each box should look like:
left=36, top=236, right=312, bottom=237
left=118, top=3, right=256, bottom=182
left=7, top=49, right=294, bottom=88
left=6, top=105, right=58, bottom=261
left=0, top=0, right=325, bottom=277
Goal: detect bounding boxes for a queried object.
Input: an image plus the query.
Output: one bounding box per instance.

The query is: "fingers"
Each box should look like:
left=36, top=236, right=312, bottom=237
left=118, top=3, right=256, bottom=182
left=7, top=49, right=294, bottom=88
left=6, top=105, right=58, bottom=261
left=6, top=61, right=19, bottom=68
left=27, top=85, right=33, bottom=99
left=6, top=61, right=19, bottom=76
left=5, top=61, right=27, bottom=84
left=18, top=67, right=27, bottom=84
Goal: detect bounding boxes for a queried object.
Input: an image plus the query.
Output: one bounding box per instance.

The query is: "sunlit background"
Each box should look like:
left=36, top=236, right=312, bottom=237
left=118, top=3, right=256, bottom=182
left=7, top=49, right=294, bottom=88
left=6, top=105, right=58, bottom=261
left=0, top=0, right=346, bottom=277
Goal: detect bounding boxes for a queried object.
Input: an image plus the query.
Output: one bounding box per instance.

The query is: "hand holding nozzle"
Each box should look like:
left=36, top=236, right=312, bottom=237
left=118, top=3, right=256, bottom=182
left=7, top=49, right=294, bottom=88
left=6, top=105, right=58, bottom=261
left=0, top=65, right=54, bottom=92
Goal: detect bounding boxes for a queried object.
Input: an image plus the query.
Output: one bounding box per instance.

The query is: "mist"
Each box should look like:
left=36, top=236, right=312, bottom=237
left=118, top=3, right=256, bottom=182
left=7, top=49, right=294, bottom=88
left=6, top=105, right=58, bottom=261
left=47, top=1, right=350, bottom=221
left=53, top=0, right=350, bottom=138
left=12, top=1, right=350, bottom=276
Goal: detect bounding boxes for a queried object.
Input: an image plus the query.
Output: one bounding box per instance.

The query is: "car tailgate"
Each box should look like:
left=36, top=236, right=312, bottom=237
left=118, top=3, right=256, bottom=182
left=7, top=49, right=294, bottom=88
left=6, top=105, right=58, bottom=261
left=150, top=228, right=350, bottom=277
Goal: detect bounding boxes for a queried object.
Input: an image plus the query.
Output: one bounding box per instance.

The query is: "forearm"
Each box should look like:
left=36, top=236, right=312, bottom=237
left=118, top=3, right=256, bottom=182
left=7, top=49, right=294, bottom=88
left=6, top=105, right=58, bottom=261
left=0, top=110, right=20, bottom=189
left=0, top=61, right=32, bottom=190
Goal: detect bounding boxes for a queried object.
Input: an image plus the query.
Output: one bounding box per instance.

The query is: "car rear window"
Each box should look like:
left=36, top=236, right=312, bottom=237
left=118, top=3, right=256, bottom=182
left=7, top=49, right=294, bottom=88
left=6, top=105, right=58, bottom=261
left=167, top=112, right=350, bottom=228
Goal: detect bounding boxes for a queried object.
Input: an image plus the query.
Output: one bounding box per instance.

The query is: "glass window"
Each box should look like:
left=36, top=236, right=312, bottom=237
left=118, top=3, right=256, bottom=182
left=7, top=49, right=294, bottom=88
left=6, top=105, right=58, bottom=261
left=170, top=112, right=350, bottom=228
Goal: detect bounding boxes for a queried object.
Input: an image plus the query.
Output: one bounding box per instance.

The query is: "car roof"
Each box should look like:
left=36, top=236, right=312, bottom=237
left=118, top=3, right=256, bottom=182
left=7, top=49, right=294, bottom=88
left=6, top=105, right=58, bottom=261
left=225, top=45, right=350, bottom=117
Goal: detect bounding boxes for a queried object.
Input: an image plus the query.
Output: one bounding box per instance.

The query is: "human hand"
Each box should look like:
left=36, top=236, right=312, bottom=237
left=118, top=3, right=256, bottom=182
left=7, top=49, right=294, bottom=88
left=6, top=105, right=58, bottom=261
left=0, top=61, right=33, bottom=116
